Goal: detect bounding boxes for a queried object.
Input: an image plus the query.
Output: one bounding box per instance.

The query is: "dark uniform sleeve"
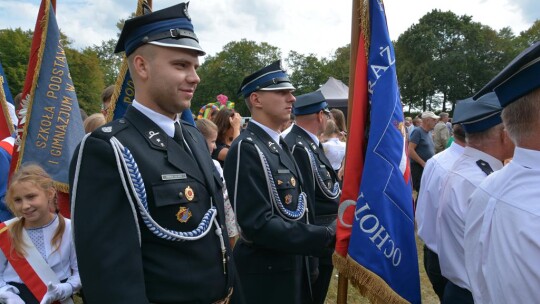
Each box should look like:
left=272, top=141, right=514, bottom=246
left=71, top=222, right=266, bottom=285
left=69, top=135, right=149, bottom=304
left=224, top=141, right=332, bottom=258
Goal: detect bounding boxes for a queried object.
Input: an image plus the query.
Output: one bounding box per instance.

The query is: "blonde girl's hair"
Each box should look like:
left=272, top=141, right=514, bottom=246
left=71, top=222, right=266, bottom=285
left=83, top=113, right=107, bottom=133
left=196, top=118, right=218, bottom=140
left=323, top=119, right=341, bottom=139
left=330, top=108, right=347, bottom=133
left=4, top=164, right=65, bottom=257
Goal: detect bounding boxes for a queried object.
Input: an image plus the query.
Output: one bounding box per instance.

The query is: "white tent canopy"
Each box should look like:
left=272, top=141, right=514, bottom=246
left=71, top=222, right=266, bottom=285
left=318, top=77, right=349, bottom=108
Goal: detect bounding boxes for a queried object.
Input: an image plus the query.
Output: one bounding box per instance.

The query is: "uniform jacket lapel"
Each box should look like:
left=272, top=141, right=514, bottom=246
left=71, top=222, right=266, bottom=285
left=124, top=107, right=205, bottom=184
left=182, top=123, right=217, bottom=194
left=291, top=125, right=334, bottom=171
left=248, top=123, right=298, bottom=176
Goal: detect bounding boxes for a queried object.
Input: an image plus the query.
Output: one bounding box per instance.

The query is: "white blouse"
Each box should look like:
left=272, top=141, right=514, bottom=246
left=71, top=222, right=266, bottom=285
left=0, top=216, right=81, bottom=291
left=322, top=137, right=346, bottom=170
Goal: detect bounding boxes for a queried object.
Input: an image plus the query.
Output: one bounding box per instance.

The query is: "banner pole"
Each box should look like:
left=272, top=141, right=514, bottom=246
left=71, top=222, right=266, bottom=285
left=337, top=275, right=349, bottom=304
left=336, top=0, right=360, bottom=300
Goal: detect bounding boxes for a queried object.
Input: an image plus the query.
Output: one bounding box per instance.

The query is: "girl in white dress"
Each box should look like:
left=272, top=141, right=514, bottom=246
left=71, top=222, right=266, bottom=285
left=322, top=120, right=347, bottom=172
left=0, top=164, right=80, bottom=304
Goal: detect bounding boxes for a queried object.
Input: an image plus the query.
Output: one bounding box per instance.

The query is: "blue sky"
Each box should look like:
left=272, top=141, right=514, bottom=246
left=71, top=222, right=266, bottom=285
left=0, top=0, right=537, bottom=59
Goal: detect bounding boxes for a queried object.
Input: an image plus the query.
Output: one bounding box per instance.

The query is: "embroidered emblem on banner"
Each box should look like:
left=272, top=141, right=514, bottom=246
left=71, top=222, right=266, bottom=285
left=277, top=180, right=283, bottom=185
left=185, top=186, right=195, bottom=201
left=290, top=177, right=296, bottom=187
left=176, top=207, right=192, bottom=223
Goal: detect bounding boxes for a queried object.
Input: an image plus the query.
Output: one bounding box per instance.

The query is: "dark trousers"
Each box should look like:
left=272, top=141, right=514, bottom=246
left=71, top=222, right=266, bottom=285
left=411, top=162, right=424, bottom=192
left=311, top=264, right=333, bottom=304
left=423, top=245, right=448, bottom=302
left=443, top=281, right=474, bottom=304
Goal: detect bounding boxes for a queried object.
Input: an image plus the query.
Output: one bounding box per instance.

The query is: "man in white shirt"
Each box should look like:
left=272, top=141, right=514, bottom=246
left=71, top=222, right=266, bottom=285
left=464, top=41, right=540, bottom=304
left=415, top=112, right=466, bottom=301
left=437, top=93, right=514, bottom=303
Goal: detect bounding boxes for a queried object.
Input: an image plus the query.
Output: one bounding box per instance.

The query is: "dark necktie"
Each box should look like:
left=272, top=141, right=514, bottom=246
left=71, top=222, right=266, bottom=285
left=279, top=137, right=289, bottom=152
left=173, top=122, right=185, bottom=148
left=174, top=122, right=194, bottom=159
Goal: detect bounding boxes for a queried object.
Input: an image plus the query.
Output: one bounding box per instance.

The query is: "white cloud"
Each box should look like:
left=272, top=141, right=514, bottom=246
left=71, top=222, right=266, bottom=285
left=0, top=0, right=536, bottom=58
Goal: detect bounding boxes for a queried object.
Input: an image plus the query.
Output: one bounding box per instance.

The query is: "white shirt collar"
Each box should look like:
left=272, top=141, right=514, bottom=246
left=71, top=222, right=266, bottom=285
left=297, top=125, right=320, bottom=146
left=512, top=147, right=540, bottom=170
left=250, top=119, right=282, bottom=146
left=462, top=146, right=503, bottom=172
left=132, top=100, right=178, bottom=137
left=448, top=141, right=466, bottom=154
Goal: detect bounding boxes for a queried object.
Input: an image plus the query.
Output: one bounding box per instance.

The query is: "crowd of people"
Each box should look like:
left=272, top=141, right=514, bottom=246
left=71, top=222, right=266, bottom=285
left=414, top=41, right=540, bottom=303
left=0, top=3, right=347, bottom=304
left=0, top=2, right=539, bottom=304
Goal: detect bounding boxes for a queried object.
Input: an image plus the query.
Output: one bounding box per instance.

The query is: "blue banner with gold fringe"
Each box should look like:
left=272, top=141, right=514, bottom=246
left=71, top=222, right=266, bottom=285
left=341, top=0, right=421, bottom=303
left=13, top=0, right=84, bottom=192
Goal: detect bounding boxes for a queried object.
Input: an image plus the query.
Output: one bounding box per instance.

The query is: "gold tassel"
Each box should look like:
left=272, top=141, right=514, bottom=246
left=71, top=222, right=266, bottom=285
left=333, top=252, right=350, bottom=277
left=345, top=255, right=409, bottom=304
left=107, top=59, right=128, bottom=123
left=16, top=0, right=51, bottom=173
left=54, top=181, right=69, bottom=193
left=360, top=0, right=370, bottom=61
left=0, top=80, right=14, bottom=135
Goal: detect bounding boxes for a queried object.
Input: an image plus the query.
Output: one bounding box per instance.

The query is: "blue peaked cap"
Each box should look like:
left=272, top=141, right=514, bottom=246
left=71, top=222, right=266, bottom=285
left=115, top=2, right=204, bottom=56
left=474, top=41, right=540, bottom=107
left=293, top=91, right=330, bottom=115
left=454, top=92, right=502, bottom=133
left=238, top=60, right=295, bottom=98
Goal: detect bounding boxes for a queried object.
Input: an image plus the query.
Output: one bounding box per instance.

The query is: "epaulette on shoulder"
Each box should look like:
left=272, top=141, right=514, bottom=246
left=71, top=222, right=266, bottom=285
left=240, top=136, right=255, bottom=146
left=293, top=135, right=308, bottom=149
left=91, top=118, right=129, bottom=140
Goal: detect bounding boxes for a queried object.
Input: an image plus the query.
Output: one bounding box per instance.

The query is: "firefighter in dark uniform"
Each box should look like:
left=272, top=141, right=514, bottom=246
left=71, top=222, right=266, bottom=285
left=223, top=60, right=336, bottom=304
left=69, top=3, right=236, bottom=303
left=284, top=91, right=340, bottom=304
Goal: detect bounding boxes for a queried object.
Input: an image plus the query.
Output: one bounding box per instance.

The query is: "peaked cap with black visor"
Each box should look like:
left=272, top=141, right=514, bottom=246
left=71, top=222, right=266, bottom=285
left=238, top=60, right=295, bottom=98
left=114, top=2, right=205, bottom=56
left=453, top=92, right=503, bottom=134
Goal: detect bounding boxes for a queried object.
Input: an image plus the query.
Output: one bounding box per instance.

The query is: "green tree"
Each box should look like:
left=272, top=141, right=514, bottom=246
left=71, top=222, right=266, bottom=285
left=395, top=10, right=517, bottom=112
left=286, top=51, right=329, bottom=95
left=0, top=28, right=33, bottom=95
left=516, top=20, right=540, bottom=50
left=325, top=44, right=351, bottom=86
left=91, top=38, right=123, bottom=86
left=65, top=47, right=105, bottom=114
left=195, top=39, right=281, bottom=116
